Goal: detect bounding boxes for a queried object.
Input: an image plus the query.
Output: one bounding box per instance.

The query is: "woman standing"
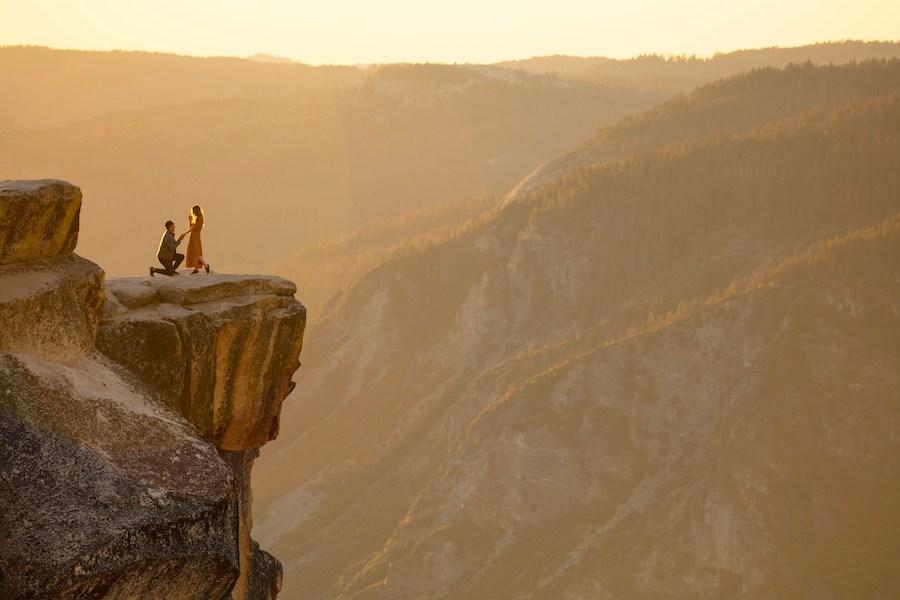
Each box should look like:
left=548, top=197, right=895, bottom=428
left=185, top=205, right=211, bottom=274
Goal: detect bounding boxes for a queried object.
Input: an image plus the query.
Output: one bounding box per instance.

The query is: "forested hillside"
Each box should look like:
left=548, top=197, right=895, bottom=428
left=509, top=58, right=900, bottom=198
left=268, top=55, right=900, bottom=308
left=261, top=194, right=497, bottom=310
left=253, top=61, right=900, bottom=599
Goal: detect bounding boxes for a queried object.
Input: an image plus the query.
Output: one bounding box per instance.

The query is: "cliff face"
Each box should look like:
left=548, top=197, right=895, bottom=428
left=0, top=180, right=305, bottom=599
left=98, top=274, right=305, bottom=451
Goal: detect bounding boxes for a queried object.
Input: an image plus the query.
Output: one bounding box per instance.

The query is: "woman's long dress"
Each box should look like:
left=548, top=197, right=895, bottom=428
left=185, top=215, right=204, bottom=268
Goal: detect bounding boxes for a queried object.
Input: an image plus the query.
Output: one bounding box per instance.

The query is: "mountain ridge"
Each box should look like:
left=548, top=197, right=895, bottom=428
left=253, top=60, right=900, bottom=598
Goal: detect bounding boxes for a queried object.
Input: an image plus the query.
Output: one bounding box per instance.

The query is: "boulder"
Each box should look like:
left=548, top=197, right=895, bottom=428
left=0, top=254, right=104, bottom=361
left=0, top=180, right=81, bottom=265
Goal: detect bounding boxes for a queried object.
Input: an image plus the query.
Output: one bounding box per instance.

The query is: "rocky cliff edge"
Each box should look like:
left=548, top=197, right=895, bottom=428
left=0, top=180, right=306, bottom=599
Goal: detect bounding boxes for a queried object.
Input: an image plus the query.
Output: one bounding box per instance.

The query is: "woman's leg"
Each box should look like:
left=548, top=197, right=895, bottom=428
left=191, top=255, right=205, bottom=274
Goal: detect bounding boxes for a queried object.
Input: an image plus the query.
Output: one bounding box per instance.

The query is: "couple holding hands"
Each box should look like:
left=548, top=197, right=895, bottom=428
left=151, top=205, right=211, bottom=276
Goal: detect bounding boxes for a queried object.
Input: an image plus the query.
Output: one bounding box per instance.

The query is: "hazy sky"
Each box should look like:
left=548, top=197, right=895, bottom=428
left=1, top=0, right=898, bottom=64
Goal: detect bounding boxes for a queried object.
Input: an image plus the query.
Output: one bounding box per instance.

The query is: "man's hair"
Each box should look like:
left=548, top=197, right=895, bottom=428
left=164, top=220, right=174, bottom=229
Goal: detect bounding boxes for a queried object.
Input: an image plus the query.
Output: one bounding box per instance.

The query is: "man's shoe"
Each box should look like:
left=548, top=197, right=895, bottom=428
left=150, top=267, right=155, bottom=278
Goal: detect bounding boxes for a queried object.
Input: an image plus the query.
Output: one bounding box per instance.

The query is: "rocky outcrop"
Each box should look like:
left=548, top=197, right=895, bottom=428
left=0, top=180, right=305, bottom=599
left=247, top=542, right=283, bottom=600
left=98, top=275, right=305, bottom=451
left=0, top=254, right=104, bottom=360
left=0, top=179, right=81, bottom=265
left=0, top=353, right=240, bottom=599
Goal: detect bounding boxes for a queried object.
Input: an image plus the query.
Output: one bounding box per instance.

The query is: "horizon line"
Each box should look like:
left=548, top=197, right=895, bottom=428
left=3, top=38, right=899, bottom=68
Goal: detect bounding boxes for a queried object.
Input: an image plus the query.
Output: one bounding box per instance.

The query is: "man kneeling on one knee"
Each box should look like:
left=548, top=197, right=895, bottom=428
left=151, top=220, right=186, bottom=277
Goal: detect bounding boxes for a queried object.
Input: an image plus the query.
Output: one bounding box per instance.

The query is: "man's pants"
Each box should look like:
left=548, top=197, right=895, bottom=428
left=152, top=253, right=184, bottom=276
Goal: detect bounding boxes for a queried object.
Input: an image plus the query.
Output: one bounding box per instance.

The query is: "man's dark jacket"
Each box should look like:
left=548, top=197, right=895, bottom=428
left=157, top=231, right=180, bottom=261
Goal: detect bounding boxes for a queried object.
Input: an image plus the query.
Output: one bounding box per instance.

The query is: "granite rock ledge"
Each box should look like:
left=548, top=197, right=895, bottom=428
left=99, top=274, right=306, bottom=451
left=0, top=180, right=305, bottom=600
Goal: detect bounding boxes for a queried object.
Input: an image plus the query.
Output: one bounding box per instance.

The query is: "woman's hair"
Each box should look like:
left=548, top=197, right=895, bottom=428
left=191, top=205, right=204, bottom=223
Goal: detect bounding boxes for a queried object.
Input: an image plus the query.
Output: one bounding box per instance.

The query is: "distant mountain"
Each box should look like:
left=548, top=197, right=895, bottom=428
left=4, top=42, right=900, bottom=297
left=253, top=61, right=900, bottom=598
left=508, top=58, right=900, bottom=200
left=266, top=48, right=900, bottom=309
left=0, top=46, right=362, bottom=131
left=498, top=40, right=900, bottom=93
left=0, top=56, right=666, bottom=278
left=245, top=53, right=299, bottom=64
